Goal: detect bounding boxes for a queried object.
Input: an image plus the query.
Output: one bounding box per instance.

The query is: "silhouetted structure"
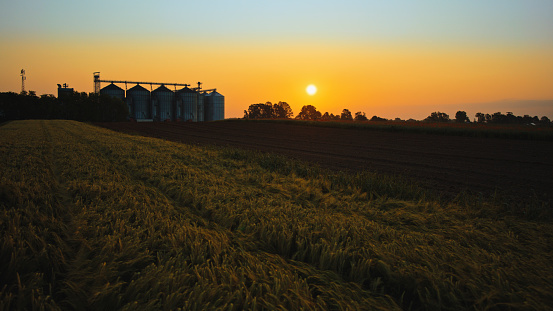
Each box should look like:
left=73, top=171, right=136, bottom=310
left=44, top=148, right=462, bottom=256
left=57, top=83, right=74, bottom=98
left=176, top=86, right=198, bottom=122
left=93, top=72, right=224, bottom=122
left=100, top=83, right=125, bottom=102
left=204, top=91, right=225, bottom=121
left=152, top=85, right=175, bottom=121
left=126, top=84, right=151, bottom=120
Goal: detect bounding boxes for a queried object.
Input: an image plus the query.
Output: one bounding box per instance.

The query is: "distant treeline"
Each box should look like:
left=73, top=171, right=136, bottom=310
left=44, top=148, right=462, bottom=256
left=244, top=102, right=552, bottom=125
left=0, top=91, right=128, bottom=122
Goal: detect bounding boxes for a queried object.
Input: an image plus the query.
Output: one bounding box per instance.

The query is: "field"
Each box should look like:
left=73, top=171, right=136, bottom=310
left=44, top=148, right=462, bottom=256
left=97, top=120, right=553, bottom=204
left=2, top=120, right=553, bottom=310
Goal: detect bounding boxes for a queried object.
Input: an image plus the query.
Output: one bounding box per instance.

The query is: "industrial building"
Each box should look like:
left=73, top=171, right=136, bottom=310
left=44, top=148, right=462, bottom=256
left=94, top=72, right=224, bottom=122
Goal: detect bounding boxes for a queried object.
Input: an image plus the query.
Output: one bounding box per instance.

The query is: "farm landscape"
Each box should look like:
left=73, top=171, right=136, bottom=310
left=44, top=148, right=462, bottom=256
left=2, top=119, right=553, bottom=310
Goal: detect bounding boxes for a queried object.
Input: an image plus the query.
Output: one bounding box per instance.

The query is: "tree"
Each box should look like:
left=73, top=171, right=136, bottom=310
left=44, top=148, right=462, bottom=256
left=0, top=90, right=127, bottom=122
left=424, top=111, right=450, bottom=122
left=244, top=102, right=274, bottom=119
left=295, top=105, right=321, bottom=120
left=490, top=112, right=506, bottom=124
left=321, top=112, right=331, bottom=120
left=340, top=109, right=353, bottom=120
left=273, top=101, right=293, bottom=119
left=370, top=115, right=387, bottom=121
left=244, top=101, right=292, bottom=119
left=540, top=116, right=551, bottom=125
left=455, top=111, right=470, bottom=123
left=475, top=112, right=485, bottom=123
left=354, top=111, right=367, bottom=121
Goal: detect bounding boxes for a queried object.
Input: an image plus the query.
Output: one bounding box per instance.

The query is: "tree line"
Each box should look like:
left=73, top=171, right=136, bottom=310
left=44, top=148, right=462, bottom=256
left=0, top=91, right=128, bottom=122
left=244, top=102, right=552, bottom=126
left=244, top=102, right=382, bottom=122
left=425, top=110, right=551, bottom=125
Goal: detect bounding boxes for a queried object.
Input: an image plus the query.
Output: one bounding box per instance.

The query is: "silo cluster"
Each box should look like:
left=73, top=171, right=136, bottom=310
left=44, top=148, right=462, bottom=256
left=98, top=82, right=224, bottom=122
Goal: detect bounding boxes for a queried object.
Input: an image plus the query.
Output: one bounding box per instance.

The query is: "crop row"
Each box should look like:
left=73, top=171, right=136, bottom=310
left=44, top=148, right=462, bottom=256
left=233, top=119, right=553, bottom=141
left=1, top=121, right=398, bottom=310
left=1, top=120, right=552, bottom=310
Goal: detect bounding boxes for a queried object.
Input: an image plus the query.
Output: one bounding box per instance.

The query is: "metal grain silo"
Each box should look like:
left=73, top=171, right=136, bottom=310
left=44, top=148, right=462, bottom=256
left=204, top=91, right=224, bottom=121
left=100, top=83, right=125, bottom=101
left=152, top=85, right=175, bottom=121
left=197, top=92, right=205, bottom=122
left=176, top=86, right=197, bottom=122
left=126, top=84, right=151, bottom=120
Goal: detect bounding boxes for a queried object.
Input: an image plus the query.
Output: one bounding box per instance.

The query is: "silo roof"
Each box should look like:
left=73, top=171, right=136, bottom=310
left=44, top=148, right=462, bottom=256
left=101, top=83, right=124, bottom=91
left=128, top=84, right=149, bottom=92
left=177, top=86, right=196, bottom=93
left=153, top=84, right=173, bottom=93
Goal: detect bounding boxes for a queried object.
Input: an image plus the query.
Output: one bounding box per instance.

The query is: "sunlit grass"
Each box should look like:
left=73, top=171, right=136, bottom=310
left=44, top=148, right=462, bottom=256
left=1, top=120, right=552, bottom=310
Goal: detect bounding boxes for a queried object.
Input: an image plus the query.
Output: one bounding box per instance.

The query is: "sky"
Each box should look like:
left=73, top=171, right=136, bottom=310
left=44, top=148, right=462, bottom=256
left=1, top=0, right=553, bottom=120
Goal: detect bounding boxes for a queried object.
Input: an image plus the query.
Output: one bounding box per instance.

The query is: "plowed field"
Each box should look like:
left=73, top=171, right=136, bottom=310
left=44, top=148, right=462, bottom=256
left=96, top=121, right=553, bottom=202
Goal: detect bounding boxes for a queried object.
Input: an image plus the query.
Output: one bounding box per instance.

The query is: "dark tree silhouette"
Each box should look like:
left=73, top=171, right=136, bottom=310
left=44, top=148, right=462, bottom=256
left=455, top=111, right=470, bottom=123
left=273, top=101, right=293, bottom=119
left=370, top=115, right=387, bottom=121
left=475, top=112, right=485, bottom=123
left=0, top=91, right=128, bottom=122
left=244, top=102, right=273, bottom=119
left=244, top=101, right=293, bottom=119
left=340, top=109, right=353, bottom=120
left=295, top=105, right=321, bottom=120
left=425, top=111, right=450, bottom=122
left=354, top=111, right=368, bottom=121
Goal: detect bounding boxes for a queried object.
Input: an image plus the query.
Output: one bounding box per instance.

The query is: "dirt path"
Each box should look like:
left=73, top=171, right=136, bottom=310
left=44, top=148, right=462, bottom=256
left=96, top=121, right=553, bottom=202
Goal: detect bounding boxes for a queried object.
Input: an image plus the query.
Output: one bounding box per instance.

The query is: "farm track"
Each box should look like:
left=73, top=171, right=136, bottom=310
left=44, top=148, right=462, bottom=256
left=97, top=121, right=553, bottom=202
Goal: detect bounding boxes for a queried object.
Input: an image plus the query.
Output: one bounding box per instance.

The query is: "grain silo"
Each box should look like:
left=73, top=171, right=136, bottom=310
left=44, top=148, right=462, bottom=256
left=204, top=91, right=225, bottom=121
left=100, top=83, right=125, bottom=101
left=92, top=72, right=221, bottom=122
left=176, top=86, right=197, bottom=122
left=152, top=85, right=175, bottom=121
left=197, top=92, right=205, bottom=122
left=126, top=84, right=150, bottom=120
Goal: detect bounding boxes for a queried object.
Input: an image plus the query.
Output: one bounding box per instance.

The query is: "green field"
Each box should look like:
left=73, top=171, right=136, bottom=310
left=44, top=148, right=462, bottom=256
left=1, top=120, right=552, bottom=310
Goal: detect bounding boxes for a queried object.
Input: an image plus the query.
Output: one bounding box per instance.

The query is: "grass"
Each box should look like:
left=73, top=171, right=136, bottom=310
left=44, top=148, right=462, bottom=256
left=1, top=120, right=552, bottom=310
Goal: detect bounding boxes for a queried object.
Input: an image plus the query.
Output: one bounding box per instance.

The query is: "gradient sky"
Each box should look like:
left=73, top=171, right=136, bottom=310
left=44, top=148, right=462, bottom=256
left=2, top=0, right=552, bottom=120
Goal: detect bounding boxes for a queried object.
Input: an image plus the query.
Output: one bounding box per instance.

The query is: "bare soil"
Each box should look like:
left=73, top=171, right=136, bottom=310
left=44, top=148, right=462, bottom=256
left=96, top=121, right=553, bottom=202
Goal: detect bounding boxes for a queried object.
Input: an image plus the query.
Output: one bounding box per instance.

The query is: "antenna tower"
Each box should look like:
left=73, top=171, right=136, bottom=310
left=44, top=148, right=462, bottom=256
left=20, top=69, right=26, bottom=93
left=93, top=72, right=101, bottom=93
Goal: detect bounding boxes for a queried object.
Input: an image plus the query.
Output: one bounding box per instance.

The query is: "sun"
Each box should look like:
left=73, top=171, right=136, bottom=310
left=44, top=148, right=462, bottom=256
left=306, top=84, right=317, bottom=96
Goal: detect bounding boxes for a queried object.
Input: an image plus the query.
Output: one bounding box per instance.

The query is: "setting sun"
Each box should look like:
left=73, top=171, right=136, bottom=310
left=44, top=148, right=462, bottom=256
left=306, top=84, right=317, bottom=96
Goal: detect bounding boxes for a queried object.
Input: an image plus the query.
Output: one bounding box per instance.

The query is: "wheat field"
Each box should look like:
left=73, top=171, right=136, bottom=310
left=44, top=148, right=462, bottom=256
left=1, top=120, right=552, bottom=310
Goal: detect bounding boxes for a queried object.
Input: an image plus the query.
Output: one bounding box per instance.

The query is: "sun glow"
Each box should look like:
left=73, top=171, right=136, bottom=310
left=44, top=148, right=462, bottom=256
left=306, top=84, right=317, bottom=96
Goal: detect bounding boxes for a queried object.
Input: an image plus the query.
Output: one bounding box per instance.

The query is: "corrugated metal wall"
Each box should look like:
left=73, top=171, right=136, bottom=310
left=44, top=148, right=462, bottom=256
left=152, top=85, right=175, bottom=121
left=126, top=84, right=150, bottom=119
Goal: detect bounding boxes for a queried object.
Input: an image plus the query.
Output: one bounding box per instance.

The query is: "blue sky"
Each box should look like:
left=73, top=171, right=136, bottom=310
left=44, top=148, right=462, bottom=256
left=3, top=0, right=552, bottom=44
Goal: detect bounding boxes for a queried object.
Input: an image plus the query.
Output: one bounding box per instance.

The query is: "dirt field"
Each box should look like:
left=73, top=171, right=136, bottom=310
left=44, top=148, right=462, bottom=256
left=96, top=121, right=553, bottom=202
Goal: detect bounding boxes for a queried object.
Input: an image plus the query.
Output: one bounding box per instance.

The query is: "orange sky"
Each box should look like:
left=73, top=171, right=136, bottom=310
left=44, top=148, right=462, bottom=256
left=2, top=1, right=553, bottom=120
